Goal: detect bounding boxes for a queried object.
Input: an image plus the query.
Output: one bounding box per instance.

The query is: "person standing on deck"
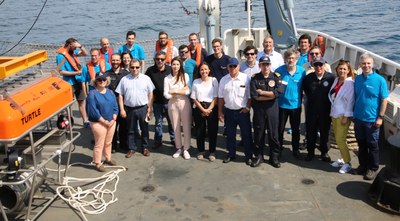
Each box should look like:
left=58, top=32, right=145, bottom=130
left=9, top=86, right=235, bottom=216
left=105, top=53, right=129, bottom=152
left=218, top=57, right=253, bottom=166
left=250, top=56, right=285, bottom=168
left=145, top=51, right=175, bottom=149
left=154, top=31, right=179, bottom=65
left=256, top=35, right=284, bottom=72
left=296, top=34, right=312, bottom=67
left=116, top=59, right=155, bottom=159
left=56, top=37, right=88, bottom=127
left=188, top=33, right=208, bottom=66
left=178, top=44, right=197, bottom=88
left=99, top=37, right=114, bottom=66
left=117, top=31, right=146, bottom=72
left=353, top=53, right=388, bottom=180
left=204, top=38, right=231, bottom=82
left=302, top=57, right=335, bottom=162
left=240, top=45, right=261, bottom=78
left=275, top=48, right=306, bottom=161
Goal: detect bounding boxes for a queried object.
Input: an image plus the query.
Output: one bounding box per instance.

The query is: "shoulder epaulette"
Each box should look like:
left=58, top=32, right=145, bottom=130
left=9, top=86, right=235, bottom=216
left=274, top=72, right=280, bottom=78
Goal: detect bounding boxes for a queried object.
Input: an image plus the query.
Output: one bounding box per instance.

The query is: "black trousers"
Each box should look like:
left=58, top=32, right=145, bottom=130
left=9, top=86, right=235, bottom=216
left=193, top=107, right=218, bottom=153
left=112, top=114, right=128, bottom=149
left=278, top=107, right=301, bottom=151
left=305, top=111, right=331, bottom=155
left=253, top=106, right=281, bottom=158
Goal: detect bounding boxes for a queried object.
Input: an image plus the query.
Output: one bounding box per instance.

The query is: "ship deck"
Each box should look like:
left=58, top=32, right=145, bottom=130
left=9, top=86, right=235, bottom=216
left=8, top=103, right=400, bottom=221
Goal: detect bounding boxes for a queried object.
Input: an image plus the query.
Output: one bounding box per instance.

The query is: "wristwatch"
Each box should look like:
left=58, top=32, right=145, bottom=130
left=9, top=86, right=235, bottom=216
left=377, top=115, right=384, bottom=119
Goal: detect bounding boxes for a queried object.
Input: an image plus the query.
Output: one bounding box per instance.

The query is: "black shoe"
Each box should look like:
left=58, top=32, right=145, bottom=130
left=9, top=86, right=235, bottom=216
left=269, top=158, right=281, bottom=168
left=250, top=156, right=263, bottom=167
left=223, top=157, right=235, bottom=164
left=353, top=166, right=367, bottom=175
left=170, top=140, right=176, bottom=147
left=305, top=153, right=314, bottom=161
left=293, top=150, right=303, bottom=160
left=153, top=140, right=162, bottom=149
left=245, top=158, right=253, bottom=166
left=321, top=153, right=331, bottom=162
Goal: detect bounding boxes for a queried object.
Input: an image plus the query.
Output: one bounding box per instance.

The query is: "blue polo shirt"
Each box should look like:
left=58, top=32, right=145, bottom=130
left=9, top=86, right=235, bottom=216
left=182, top=58, right=197, bottom=87
left=117, top=44, right=146, bottom=60
left=354, top=71, right=388, bottom=122
left=56, top=49, right=82, bottom=85
left=296, top=52, right=308, bottom=66
left=276, top=65, right=306, bottom=109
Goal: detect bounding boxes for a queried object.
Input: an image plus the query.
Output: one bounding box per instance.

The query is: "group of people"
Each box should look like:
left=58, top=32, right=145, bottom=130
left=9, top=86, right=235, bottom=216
left=56, top=32, right=388, bottom=181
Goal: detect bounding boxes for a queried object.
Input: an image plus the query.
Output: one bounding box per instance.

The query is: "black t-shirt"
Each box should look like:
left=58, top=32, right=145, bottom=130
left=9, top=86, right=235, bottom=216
left=145, top=65, right=172, bottom=104
left=106, top=68, right=129, bottom=95
left=204, top=54, right=231, bottom=82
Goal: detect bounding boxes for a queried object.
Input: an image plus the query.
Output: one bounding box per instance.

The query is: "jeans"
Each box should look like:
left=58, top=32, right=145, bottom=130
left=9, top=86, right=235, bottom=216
left=153, top=103, right=175, bottom=142
left=126, top=105, right=149, bottom=151
left=354, top=118, right=380, bottom=171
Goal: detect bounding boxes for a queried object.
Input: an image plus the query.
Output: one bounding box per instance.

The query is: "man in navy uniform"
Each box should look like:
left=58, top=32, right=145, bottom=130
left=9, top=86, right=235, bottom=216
left=250, top=56, right=286, bottom=168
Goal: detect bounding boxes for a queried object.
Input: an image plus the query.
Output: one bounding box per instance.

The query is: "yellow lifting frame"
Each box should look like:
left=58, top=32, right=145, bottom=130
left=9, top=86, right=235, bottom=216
left=0, top=50, right=48, bottom=79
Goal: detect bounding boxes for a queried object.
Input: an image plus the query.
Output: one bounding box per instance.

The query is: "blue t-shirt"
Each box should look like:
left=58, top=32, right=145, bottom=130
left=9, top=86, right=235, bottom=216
left=86, top=88, right=119, bottom=122
left=204, top=54, right=231, bottom=82
left=56, top=49, right=82, bottom=85
left=276, top=65, right=306, bottom=109
left=354, top=71, right=388, bottom=122
left=117, top=44, right=146, bottom=60
left=296, top=52, right=308, bottom=67
left=182, top=58, right=197, bottom=87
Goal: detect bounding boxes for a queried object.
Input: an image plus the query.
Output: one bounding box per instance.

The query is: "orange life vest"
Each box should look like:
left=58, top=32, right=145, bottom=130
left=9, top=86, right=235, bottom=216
left=100, top=47, right=114, bottom=64
left=189, top=43, right=202, bottom=66
left=156, top=39, right=174, bottom=63
left=87, top=59, right=106, bottom=80
left=312, top=35, right=326, bottom=56
left=56, top=46, right=81, bottom=71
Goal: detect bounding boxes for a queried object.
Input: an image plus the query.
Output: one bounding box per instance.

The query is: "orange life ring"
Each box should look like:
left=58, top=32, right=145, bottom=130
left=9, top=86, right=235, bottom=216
left=312, top=35, right=326, bottom=57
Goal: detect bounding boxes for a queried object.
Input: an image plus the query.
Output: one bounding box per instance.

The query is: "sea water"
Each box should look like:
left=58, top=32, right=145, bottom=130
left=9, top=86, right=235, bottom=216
left=0, top=0, right=399, bottom=62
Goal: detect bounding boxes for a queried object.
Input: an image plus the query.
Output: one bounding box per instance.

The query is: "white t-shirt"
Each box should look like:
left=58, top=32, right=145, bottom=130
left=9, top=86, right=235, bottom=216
left=256, top=50, right=284, bottom=72
left=190, top=77, right=219, bottom=102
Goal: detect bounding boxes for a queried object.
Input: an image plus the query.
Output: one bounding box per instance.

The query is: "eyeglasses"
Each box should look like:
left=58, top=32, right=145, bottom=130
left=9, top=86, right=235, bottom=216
left=245, top=53, right=255, bottom=56
left=313, top=63, right=324, bottom=67
left=130, top=66, right=141, bottom=69
left=180, top=50, right=189, bottom=54
left=310, top=52, right=320, bottom=56
left=96, top=78, right=107, bottom=82
left=228, top=65, right=238, bottom=68
left=155, top=58, right=165, bottom=61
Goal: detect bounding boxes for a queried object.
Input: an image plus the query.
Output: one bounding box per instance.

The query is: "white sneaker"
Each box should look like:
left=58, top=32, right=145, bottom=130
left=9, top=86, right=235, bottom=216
left=339, top=163, right=352, bottom=174
left=330, top=158, right=344, bottom=168
left=173, top=149, right=182, bottom=158
left=183, top=150, right=191, bottom=160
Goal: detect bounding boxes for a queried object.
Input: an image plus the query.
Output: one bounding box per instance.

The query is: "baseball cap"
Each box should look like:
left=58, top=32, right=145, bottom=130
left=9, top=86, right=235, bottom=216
left=312, top=57, right=326, bottom=65
left=227, top=57, right=239, bottom=67
left=259, top=56, right=271, bottom=64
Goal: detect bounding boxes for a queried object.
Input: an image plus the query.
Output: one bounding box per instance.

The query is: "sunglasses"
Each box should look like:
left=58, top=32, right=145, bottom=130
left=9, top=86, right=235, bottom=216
left=313, top=63, right=324, bottom=67
left=180, top=50, right=189, bottom=54
left=228, top=65, right=238, bottom=68
left=155, top=58, right=165, bottom=61
left=339, top=59, right=350, bottom=64
left=245, top=53, right=255, bottom=56
left=310, top=52, right=320, bottom=56
left=130, top=66, right=141, bottom=69
left=96, top=78, right=107, bottom=82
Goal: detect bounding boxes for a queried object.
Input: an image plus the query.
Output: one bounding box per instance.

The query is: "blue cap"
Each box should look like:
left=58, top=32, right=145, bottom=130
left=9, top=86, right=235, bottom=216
left=227, top=57, right=239, bottom=67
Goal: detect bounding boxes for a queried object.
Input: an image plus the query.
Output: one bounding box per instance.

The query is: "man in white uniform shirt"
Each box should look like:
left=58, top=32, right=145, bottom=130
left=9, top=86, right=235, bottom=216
left=218, top=57, right=253, bottom=166
left=256, top=35, right=284, bottom=72
left=116, top=59, right=155, bottom=158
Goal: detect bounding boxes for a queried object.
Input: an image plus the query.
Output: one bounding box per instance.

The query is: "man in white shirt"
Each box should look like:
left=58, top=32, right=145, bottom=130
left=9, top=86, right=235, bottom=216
left=240, top=45, right=261, bottom=78
left=218, top=57, right=253, bottom=165
left=256, top=35, right=284, bottom=72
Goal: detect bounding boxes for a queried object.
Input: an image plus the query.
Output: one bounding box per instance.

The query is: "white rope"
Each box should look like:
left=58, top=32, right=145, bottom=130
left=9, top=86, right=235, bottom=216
left=55, top=166, right=126, bottom=221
